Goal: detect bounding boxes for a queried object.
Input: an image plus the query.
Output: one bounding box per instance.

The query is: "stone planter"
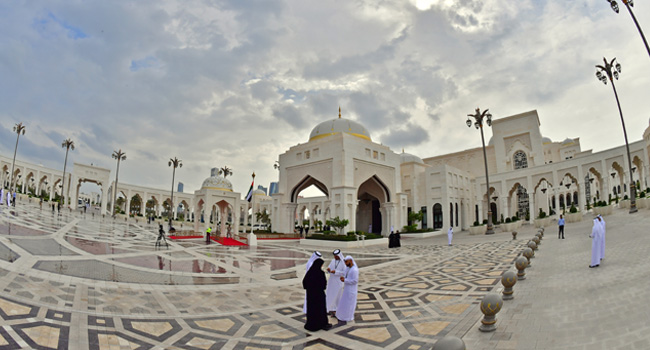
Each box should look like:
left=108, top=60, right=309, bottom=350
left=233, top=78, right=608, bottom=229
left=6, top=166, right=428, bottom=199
left=593, top=205, right=613, bottom=216
left=469, top=226, right=487, bottom=235
left=637, top=197, right=649, bottom=209
left=565, top=212, right=582, bottom=223
left=533, top=217, right=551, bottom=228
left=501, top=222, right=519, bottom=232
left=619, top=200, right=630, bottom=209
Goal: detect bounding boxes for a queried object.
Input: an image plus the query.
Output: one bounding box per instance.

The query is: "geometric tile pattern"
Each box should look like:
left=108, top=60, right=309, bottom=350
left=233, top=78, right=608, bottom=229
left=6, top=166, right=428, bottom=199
left=0, top=202, right=529, bottom=349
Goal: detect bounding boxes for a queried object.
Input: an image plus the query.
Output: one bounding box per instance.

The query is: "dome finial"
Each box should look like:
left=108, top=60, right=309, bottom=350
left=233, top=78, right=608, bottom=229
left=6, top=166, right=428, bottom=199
left=338, top=106, right=341, bottom=119
left=402, top=148, right=405, bottom=153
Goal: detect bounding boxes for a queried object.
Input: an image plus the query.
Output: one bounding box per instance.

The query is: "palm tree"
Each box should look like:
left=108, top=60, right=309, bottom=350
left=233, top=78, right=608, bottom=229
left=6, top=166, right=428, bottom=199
left=168, top=157, right=182, bottom=228
left=219, top=166, right=232, bottom=178
left=9, top=123, right=26, bottom=193
left=111, top=149, right=126, bottom=216
left=61, top=139, right=75, bottom=207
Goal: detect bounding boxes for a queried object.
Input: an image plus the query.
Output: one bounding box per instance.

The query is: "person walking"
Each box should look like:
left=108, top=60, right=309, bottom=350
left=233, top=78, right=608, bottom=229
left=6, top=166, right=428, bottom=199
left=447, top=227, right=453, bottom=246
left=205, top=226, right=212, bottom=244
left=589, top=217, right=603, bottom=268
left=558, top=215, right=565, bottom=239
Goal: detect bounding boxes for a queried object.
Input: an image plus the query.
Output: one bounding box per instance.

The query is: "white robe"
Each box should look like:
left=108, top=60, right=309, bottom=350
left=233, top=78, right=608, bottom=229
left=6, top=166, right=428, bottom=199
left=0, top=189, right=3, bottom=205
left=6, top=192, right=10, bottom=206
left=589, top=220, right=602, bottom=267
left=599, top=217, right=606, bottom=260
left=325, top=256, right=346, bottom=312
left=337, top=260, right=358, bottom=322
left=447, top=228, right=453, bottom=245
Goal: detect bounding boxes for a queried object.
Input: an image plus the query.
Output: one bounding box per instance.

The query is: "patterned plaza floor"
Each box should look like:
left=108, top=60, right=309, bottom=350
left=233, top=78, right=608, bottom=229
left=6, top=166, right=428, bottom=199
left=2, top=201, right=644, bottom=349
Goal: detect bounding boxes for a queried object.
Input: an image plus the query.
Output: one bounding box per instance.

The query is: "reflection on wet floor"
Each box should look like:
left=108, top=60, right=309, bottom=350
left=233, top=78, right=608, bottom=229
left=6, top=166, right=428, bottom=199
left=12, top=239, right=78, bottom=256
left=0, top=242, right=20, bottom=263
left=114, top=255, right=227, bottom=274
left=65, top=237, right=132, bottom=254
left=0, top=223, right=48, bottom=236
left=33, top=260, right=239, bottom=285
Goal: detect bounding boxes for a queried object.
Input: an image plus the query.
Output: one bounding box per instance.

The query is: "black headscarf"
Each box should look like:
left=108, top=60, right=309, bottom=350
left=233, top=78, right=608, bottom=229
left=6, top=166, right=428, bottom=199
left=303, top=258, right=326, bottom=290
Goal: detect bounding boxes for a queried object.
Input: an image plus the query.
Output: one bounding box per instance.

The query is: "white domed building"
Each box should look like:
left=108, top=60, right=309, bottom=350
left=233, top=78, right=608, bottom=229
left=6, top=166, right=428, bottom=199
left=271, top=110, right=408, bottom=236
left=192, top=168, right=242, bottom=236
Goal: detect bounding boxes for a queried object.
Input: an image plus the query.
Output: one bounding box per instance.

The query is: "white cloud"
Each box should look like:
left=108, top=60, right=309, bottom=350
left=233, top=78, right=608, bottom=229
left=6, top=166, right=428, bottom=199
left=1, top=0, right=649, bottom=196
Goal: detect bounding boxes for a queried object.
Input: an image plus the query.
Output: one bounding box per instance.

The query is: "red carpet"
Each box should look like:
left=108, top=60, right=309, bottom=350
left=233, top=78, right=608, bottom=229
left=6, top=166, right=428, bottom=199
left=214, top=237, right=248, bottom=246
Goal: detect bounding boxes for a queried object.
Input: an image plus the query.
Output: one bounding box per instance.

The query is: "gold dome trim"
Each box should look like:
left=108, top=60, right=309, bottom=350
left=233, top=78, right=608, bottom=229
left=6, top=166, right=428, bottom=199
left=309, top=132, right=371, bottom=142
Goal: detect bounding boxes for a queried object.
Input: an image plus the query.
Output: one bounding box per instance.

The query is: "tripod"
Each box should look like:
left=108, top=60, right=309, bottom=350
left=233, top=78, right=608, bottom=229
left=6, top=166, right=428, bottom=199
left=156, top=226, right=169, bottom=248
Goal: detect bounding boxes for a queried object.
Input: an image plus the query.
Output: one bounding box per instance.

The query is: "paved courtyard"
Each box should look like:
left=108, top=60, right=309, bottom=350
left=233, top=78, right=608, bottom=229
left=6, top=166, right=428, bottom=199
left=0, top=201, right=648, bottom=349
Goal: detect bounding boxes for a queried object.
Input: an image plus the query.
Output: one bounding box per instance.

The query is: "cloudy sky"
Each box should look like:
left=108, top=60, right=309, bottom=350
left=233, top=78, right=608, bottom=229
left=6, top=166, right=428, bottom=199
left=1, top=0, right=649, bottom=196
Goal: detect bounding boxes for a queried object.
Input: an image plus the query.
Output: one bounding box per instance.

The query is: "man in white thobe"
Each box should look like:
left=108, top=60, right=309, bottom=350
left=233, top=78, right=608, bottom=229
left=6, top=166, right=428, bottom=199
left=336, top=256, right=358, bottom=323
left=447, top=227, right=453, bottom=246
left=325, top=249, right=346, bottom=315
left=589, top=217, right=602, bottom=268
left=0, top=189, right=3, bottom=206
left=303, top=251, right=322, bottom=313
left=6, top=192, right=11, bottom=206
left=597, top=215, right=606, bottom=261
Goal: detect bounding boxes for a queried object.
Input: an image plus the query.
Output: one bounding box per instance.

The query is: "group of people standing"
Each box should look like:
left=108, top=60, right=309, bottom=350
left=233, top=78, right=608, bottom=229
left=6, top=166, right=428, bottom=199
left=302, top=250, right=358, bottom=332
left=388, top=231, right=401, bottom=248
left=0, top=189, right=16, bottom=207
left=589, top=215, right=606, bottom=268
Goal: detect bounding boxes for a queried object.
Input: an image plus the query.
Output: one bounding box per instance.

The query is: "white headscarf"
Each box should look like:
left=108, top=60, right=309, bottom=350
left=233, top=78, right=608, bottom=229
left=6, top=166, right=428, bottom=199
left=448, top=227, right=453, bottom=234
left=344, top=255, right=356, bottom=266
left=333, top=249, right=344, bottom=261
left=306, top=251, right=322, bottom=271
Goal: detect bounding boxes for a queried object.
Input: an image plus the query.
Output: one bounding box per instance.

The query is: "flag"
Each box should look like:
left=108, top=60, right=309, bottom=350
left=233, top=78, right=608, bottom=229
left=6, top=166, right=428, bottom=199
left=245, top=180, right=254, bottom=202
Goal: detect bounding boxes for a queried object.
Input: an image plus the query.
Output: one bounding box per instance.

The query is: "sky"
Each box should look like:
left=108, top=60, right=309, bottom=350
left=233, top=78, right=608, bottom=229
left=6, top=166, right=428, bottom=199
left=1, top=0, right=650, bottom=197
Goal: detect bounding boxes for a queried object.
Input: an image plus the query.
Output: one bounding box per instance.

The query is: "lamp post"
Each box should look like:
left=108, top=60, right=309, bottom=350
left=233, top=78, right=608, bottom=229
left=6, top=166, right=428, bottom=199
left=606, top=0, right=650, bottom=58
left=168, top=157, right=182, bottom=229
left=9, top=123, right=26, bottom=194
left=467, top=108, right=495, bottom=234
left=111, top=149, right=127, bottom=217
left=61, top=139, right=75, bottom=208
left=596, top=57, right=637, bottom=213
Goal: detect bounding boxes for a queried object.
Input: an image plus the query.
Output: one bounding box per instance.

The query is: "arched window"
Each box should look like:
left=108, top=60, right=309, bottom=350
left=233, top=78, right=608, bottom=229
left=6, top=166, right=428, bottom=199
left=513, top=151, right=528, bottom=170
left=455, top=203, right=459, bottom=227
left=449, top=203, right=453, bottom=227
left=573, top=192, right=578, bottom=206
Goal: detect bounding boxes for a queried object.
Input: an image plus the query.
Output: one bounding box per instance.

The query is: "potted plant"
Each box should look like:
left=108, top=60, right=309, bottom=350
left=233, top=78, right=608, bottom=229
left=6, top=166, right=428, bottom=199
left=469, top=220, right=487, bottom=235
left=566, top=204, right=582, bottom=223
left=534, top=208, right=551, bottom=228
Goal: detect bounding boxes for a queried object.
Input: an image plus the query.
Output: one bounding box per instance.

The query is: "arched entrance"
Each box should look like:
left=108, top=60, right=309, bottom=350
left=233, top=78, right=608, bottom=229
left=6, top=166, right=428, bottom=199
left=432, top=203, right=443, bottom=229
left=356, top=176, right=390, bottom=234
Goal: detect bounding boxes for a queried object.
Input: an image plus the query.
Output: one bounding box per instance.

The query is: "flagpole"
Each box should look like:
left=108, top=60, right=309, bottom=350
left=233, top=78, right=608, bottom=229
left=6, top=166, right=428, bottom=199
left=247, top=172, right=257, bottom=246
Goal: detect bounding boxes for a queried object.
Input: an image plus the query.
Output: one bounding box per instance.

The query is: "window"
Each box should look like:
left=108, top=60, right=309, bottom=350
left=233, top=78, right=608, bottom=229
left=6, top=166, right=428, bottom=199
left=365, top=148, right=371, bottom=157
left=373, top=151, right=378, bottom=159
left=380, top=153, right=385, bottom=161
left=513, top=151, right=528, bottom=169
left=296, top=152, right=302, bottom=160
left=313, top=148, right=319, bottom=157
left=305, top=151, right=310, bottom=159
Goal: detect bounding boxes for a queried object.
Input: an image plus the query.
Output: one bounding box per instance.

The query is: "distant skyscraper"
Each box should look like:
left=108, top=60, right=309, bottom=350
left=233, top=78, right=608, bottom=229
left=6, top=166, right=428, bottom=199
left=177, top=182, right=184, bottom=193
left=269, top=182, right=279, bottom=195
left=257, top=185, right=268, bottom=195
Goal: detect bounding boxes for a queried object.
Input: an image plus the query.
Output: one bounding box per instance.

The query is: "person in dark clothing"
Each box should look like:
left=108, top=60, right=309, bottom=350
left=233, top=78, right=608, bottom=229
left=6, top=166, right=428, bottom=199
left=302, top=258, right=332, bottom=332
left=394, top=230, right=401, bottom=247
left=299, top=226, right=304, bottom=238
left=388, top=231, right=395, bottom=248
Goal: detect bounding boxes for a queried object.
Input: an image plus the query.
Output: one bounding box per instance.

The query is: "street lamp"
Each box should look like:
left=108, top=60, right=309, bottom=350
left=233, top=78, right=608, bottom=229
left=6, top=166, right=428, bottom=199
left=168, top=157, right=182, bottom=229
left=606, top=0, right=650, bottom=58
left=596, top=57, right=637, bottom=213
left=111, top=149, right=127, bottom=217
left=61, top=139, right=75, bottom=208
left=466, top=108, right=495, bottom=234
left=9, top=123, right=26, bottom=194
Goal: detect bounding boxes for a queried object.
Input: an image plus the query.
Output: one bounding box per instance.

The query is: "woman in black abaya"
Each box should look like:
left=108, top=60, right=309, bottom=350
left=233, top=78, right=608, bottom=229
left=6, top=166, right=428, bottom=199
left=302, top=258, right=332, bottom=331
